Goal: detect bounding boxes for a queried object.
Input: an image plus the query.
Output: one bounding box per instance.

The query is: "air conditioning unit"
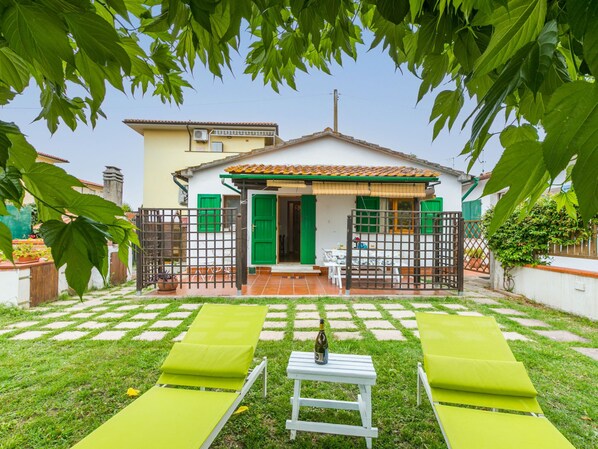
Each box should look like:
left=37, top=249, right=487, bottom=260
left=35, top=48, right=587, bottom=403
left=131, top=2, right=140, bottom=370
left=193, top=129, right=208, bottom=142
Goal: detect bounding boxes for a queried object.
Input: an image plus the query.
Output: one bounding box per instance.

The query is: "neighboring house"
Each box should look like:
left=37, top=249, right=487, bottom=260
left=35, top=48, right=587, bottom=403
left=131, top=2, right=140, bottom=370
left=123, top=119, right=282, bottom=208
left=175, top=129, right=469, bottom=267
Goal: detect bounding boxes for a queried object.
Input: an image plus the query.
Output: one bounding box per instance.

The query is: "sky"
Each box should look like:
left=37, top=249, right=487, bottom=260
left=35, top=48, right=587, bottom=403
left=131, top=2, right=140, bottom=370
left=0, top=42, right=503, bottom=209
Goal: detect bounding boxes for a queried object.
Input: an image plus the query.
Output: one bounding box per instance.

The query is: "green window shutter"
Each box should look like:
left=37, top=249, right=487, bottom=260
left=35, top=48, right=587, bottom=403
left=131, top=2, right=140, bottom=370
left=420, top=197, right=443, bottom=235
left=197, top=194, right=221, bottom=232
left=463, top=199, right=482, bottom=221
left=355, top=196, right=379, bottom=233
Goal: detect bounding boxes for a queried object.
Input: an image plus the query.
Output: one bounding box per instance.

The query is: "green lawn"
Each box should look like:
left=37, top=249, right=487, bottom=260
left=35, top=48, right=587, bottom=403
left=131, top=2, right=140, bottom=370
left=0, top=294, right=596, bottom=449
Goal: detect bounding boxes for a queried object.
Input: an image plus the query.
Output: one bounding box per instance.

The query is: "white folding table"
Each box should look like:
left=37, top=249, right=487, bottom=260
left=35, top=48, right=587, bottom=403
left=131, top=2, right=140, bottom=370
left=285, top=351, right=378, bottom=448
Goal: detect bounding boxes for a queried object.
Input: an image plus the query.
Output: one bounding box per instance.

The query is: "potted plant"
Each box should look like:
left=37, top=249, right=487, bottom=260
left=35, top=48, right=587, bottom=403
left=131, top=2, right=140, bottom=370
left=13, top=243, right=47, bottom=264
left=465, top=247, right=485, bottom=270
left=156, top=271, right=178, bottom=292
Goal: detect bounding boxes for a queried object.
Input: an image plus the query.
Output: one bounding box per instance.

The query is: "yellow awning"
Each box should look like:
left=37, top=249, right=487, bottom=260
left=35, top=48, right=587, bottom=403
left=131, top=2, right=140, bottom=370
left=370, top=183, right=426, bottom=198
left=266, top=180, right=307, bottom=188
left=312, top=182, right=370, bottom=195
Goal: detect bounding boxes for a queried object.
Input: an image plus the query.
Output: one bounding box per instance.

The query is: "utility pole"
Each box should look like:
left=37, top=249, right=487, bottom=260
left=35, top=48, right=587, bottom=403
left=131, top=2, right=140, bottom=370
left=333, top=89, right=339, bottom=132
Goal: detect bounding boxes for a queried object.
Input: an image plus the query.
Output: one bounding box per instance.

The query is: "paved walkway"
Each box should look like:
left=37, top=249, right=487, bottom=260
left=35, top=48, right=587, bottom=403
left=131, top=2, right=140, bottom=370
left=0, top=277, right=595, bottom=362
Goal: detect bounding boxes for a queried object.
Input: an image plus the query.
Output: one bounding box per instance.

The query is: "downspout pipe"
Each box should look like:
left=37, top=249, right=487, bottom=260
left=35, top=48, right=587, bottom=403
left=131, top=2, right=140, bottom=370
left=221, top=178, right=241, bottom=194
left=172, top=175, right=188, bottom=194
left=461, top=176, right=479, bottom=202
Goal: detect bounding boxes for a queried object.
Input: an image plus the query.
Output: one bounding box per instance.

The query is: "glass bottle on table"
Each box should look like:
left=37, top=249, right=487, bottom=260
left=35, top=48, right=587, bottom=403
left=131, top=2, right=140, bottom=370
left=314, top=319, right=329, bottom=365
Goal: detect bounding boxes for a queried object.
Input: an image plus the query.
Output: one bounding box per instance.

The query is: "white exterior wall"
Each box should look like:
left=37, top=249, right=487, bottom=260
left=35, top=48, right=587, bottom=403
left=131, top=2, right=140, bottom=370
left=462, top=178, right=502, bottom=215
left=492, top=262, right=597, bottom=321
left=187, top=136, right=465, bottom=266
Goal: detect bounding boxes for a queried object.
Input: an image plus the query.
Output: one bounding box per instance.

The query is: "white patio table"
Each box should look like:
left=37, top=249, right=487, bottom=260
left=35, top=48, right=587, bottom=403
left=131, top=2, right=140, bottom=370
left=285, top=351, right=378, bottom=448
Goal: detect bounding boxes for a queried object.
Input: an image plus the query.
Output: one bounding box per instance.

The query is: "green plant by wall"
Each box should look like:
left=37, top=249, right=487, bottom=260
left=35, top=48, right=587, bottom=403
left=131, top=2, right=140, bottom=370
left=483, top=197, right=593, bottom=270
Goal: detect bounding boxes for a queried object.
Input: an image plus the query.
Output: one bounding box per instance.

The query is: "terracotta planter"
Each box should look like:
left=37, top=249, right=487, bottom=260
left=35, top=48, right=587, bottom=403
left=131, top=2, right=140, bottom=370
left=157, top=279, right=177, bottom=292
left=16, top=256, right=40, bottom=264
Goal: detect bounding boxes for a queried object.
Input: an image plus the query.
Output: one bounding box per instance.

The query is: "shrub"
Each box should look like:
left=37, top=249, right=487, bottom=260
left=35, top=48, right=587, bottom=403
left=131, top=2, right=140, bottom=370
left=483, top=197, right=593, bottom=270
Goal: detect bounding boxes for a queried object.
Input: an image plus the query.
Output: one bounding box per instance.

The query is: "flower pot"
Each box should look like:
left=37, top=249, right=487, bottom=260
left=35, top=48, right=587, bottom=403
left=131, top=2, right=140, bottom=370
left=157, top=280, right=177, bottom=292
left=16, top=256, right=40, bottom=264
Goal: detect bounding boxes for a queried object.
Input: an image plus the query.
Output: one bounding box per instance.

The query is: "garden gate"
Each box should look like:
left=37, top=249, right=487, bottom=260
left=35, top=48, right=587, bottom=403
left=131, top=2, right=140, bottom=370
left=463, top=220, right=490, bottom=274
left=136, top=208, right=242, bottom=292
left=345, top=210, right=464, bottom=292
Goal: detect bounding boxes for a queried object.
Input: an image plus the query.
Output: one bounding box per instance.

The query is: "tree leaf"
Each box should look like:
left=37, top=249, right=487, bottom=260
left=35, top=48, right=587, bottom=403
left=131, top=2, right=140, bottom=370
left=373, top=0, right=410, bottom=25
left=499, top=124, right=538, bottom=147
left=429, top=89, right=464, bottom=140
left=0, top=166, right=23, bottom=204
left=567, top=0, right=598, bottom=39
left=66, top=194, right=124, bottom=223
left=0, top=47, right=30, bottom=93
left=0, top=222, right=14, bottom=262
left=7, top=131, right=37, bottom=171
left=473, top=0, right=547, bottom=76
left=484, top=139, right=550, bottom=233
left=64, top=12, right=131, bottom=74
left=543, top=81, right=598, bottom=220
left=40, top=217, right=110, bottom=297
left=520, top=20, right=558, bottom=93
left=583, top=23, right=598, bottom=77
left=1, top=3, right=73, bottom=82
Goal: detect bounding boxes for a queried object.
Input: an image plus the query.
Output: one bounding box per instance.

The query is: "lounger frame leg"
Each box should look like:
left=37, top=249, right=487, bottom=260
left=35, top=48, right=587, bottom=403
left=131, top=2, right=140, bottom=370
left=417, top=364, right=453, bottom=449
left=200, top=357, right=268, bottom=449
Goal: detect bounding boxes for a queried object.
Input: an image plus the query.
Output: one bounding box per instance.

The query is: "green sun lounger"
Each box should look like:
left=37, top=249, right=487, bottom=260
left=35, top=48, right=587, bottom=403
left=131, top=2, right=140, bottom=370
left=71, top=304, right=268, bottom=449
left=415, top=312, right=575, bottom=449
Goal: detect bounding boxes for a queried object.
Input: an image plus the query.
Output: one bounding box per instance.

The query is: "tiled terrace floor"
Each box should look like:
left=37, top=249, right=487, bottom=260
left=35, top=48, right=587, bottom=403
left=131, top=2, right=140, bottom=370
left=156, top=273, right=460, bottom=297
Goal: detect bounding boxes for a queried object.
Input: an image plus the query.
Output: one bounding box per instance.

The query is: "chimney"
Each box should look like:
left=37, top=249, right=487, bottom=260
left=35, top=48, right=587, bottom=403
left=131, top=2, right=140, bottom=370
left=103, top=166, right=123, bottom=207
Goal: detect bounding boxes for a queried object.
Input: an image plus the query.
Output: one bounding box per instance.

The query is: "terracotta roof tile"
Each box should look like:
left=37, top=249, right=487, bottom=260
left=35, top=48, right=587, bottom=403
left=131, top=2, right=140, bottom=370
left=224, top=164, right=439, bottom=178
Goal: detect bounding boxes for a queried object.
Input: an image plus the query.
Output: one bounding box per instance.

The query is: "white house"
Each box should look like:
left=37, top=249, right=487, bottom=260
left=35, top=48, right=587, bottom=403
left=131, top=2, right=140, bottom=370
left=175, top=129, right=468, bottom=269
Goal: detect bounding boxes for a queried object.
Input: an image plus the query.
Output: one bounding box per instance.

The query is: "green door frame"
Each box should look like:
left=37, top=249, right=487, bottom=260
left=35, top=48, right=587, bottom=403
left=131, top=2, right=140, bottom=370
left=251, top=194, right=277, bottom=265
left=300, top=195, right=316, bottom=264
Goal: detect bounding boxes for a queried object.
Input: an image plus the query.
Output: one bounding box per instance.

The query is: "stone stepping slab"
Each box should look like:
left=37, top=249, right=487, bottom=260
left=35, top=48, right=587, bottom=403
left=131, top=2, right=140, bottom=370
left=96, top=312, right=126, bottom=320
left=399, top=320, right=418, bottom=329
left=179, top=304, right=201, bottom=310
left=77, top=321, right=109, bottom=330
left=410, top=303, right=434, bottom=309
left=294, top=320, right=320, bottom=329
left=572, top=347, right=598, bottom=361
left=268, top=304, right=287, bottom=310
left=144, top=304, right=170, bottom=310
left=52, top=331, right=89, bottom=341
left=502, top=331, right=531, bottom=341
left=441, top=304, right=468, bottom=310
left=370, top=330, right=406, bottom=341
left=352, top=304, right=377, bottom=310
left=493, top=308, right=527, bottom=316
left=173, top=332, right=187, bottom=342
left=165, top=312, right=192, bottom=319
left=363, top=320, right=395, bottom=330
left=150, top=320, right=183, bottom=329
left=114, top=321, right=146, bottom=329
left=333, top=332, right=362, bottom=340
left=266, top=312, right=287, bottom=319
left=467, top=297, right=501, bottom=306
left=510, top=318, right=551, bottom=328
left=43, top=321, right=76, bottom=329
left=130, top=313, right=159, bottom=320
left=325, top=311, right=352, bottom=319
left=380, top=303, right=404, bottom=310
left=133, top=331, right=167, bottom=341
left=40, top=312, right=70, bottom=319
left=260, top=331, right=285, bottom=341
left=328, top=320, right=357, bottom=330
left=7, top=321, right=39, bottom=329
left=456, top=311, right=485, bottom=317
left=263, top=321, right=286, bottom=329
left=534, top=330, right=589, bottom=343
left=116, top=305, right=142, bottom=311
left=11, top=331, right=49, bottom=340
left=92, top=331, right=127, bottom=341
left=389, top=311, right=415, bottom=319
left=324, top=304, right=348, bottom=310
left=295, top=312, right=320, bottom=319
left=296, top=304, right=317, bottom=311
left=70, top=312, right=96, bottom=319
left=355, top=310, right=382, bottom=319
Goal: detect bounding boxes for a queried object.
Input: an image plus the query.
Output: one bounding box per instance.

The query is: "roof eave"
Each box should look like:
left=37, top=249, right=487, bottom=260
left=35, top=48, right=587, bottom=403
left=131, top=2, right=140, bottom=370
left=220, top=173, right=439, bottom=183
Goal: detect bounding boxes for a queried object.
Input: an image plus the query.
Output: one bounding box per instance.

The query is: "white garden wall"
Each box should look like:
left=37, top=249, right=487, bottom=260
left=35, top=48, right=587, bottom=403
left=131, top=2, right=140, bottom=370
left=491, top=261, right=598, bottom=321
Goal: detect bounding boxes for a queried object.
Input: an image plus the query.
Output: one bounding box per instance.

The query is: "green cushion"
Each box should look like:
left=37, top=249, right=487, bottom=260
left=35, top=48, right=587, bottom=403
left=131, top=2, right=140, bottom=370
left=161, top=343, right=253, bottom=378
left=416, top=312, right=515, bottom=361
left=436, top=404, right=575, bottom=449
left=425, top=354, right=537, bottom=398
left=71, top=387, right=238, bottom=449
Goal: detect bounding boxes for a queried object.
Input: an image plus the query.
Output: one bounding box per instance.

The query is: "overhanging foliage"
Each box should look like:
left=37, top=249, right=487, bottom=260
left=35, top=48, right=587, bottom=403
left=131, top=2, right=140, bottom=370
left=0, top=0, right=596, bottom=294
